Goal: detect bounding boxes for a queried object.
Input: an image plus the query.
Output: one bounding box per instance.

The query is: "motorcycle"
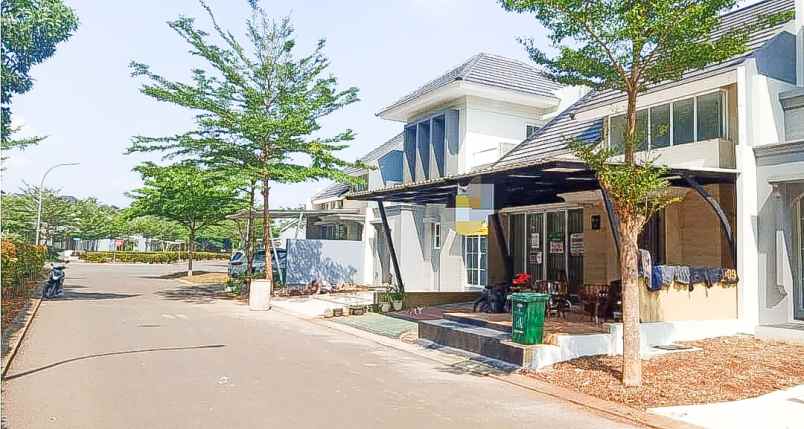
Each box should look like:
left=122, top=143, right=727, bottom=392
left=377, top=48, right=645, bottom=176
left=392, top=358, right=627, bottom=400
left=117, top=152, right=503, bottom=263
left=42, top=262, right=68, bottom=299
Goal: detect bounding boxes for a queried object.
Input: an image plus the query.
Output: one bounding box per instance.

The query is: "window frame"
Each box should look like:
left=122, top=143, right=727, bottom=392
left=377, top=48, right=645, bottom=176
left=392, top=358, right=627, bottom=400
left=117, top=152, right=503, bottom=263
left=526, top=124, right=541, bottom=138
left=463, top=234, right=487, bottom=287
left=606, top=89, right=728, bottom=152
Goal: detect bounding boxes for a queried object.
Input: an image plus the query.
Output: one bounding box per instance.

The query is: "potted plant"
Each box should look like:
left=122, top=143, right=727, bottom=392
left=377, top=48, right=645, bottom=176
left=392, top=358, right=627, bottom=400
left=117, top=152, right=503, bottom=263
left=388, top=287, right=404, bottom=311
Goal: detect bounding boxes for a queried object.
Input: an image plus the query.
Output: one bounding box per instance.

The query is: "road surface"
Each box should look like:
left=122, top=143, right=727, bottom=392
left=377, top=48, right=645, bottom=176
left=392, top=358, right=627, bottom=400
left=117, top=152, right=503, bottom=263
left=2, top=261, right=637, bottom=428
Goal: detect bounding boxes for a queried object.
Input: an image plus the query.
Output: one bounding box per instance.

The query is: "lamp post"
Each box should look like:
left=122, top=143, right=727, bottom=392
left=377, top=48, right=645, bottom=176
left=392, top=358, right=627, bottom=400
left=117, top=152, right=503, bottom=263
left=34, top=162, right=79, bottom=246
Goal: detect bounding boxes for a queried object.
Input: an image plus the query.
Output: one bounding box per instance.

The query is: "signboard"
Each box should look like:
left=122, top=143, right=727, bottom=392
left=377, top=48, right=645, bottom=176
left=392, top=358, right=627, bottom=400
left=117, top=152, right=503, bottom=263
left=570, top=233, right=584, bottom=256
left=529, top=251, right=543, bottom=264
left=529, top=233, right=540, bottom=248
left=549, top=240, right=564, bottom=254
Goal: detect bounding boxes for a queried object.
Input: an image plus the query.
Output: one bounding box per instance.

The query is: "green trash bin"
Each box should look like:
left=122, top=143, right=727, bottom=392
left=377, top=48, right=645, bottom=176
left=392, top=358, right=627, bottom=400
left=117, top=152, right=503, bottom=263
left=510, top=292, right=549, bottom=345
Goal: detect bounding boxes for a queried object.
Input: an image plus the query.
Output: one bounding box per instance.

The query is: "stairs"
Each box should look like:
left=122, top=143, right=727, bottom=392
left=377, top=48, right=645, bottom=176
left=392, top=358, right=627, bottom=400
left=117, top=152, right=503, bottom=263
left=418, top=317, right=537, bottom=366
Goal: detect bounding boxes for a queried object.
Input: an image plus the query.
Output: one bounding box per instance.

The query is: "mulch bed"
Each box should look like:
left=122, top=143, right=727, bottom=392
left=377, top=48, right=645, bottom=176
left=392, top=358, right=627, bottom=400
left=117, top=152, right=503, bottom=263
left=525, top=335, right=804, bottom=409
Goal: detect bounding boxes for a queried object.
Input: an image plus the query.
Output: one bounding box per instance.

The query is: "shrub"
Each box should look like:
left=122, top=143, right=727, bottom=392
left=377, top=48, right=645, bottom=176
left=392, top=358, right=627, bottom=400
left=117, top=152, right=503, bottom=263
left=1, top=239, right=47, bottom=292
left=79, top=251, right=228, bottom=264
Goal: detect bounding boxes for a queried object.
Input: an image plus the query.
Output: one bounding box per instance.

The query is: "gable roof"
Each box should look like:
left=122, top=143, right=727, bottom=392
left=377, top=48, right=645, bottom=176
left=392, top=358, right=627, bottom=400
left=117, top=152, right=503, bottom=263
left=359, top=132, right=404, bottom=163
left=577, top=0, right=795, bottom=113
left=311, top=182, right=350, bottom=202
left=377, top=53, right=561, bottom=116
left=496, top=0, right=795, bottom=168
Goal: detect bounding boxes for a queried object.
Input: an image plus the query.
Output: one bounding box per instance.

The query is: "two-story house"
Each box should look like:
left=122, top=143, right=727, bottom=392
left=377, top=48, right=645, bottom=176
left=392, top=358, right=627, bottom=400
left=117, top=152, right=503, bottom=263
left=349, top=0, right=804, bottom=340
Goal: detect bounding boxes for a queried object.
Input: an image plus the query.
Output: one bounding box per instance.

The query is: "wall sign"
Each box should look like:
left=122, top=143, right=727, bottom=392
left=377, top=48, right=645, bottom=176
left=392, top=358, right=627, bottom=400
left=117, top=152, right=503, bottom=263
left=529, top=233, right=540, bottom=248
left=570, top=233, right=584, bottom=256
left=549, top=240, right=564, bottom=254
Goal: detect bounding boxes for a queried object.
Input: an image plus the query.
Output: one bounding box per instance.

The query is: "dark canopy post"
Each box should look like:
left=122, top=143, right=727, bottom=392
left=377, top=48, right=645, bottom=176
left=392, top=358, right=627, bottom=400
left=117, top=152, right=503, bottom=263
left=376, top=200, right=405, bottom=293
left=601, top=188, right=622, bottom=260
left=491, top=212, right=513, bottom=280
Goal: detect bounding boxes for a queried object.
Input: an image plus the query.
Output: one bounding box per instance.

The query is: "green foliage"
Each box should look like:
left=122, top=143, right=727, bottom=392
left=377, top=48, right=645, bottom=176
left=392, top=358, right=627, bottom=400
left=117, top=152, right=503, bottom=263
left=126, top=1, right=365, bottom=282
left=1, top=0, right=79, bottom=152
left=127, top=162, right=244, bottom=233
left=79, top=251, right=227, bottom=264
left=0, top=184, right=77, bottom=243
left=1, top=239, right=47, bottom=291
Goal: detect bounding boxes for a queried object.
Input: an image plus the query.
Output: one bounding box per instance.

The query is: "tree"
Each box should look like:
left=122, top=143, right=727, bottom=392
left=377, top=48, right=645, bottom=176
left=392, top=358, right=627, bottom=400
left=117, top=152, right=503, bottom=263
left=499, top=0, right=792, bottom=386
left=127, top=162, right=244, bottom=275
left=0, top=184, right=76, bottom=244
left=127, top=1, right=363, bottom=295
left=1, top=0, right=79, bottom=153
left=73, top=198, right=118, bottom=241
left=126, top=215, right=185, bottom=250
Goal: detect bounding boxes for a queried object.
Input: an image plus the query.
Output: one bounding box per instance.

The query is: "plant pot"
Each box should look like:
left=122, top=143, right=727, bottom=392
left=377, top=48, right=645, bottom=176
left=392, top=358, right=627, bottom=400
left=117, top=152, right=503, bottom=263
left=249, top=279, right=272, bottom=311
left=392, top=300, right=403, bottom=311
left=380, top=302, right=391, bottom=312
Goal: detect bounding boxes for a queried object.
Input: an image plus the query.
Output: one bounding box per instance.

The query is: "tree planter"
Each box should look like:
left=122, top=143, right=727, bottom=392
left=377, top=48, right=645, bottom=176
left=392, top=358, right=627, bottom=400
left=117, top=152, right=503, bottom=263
left=392, top=300, right=403, bottom=311
left=380, top=302, right=391, bottom=313
left=249, top=279, right=272, bottom=311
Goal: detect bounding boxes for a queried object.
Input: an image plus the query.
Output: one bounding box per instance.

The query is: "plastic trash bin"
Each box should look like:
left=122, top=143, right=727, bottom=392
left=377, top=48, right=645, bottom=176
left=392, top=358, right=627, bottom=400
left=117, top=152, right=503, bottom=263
left=510, top=292, right=548, bottom=345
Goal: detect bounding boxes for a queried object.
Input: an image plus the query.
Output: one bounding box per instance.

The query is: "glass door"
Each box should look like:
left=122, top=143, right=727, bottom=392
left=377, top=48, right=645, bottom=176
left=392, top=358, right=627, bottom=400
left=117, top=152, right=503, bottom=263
left=567, top=209, right=584, bottom=294
left=546, top=211, right=566, bottom=282
left=527, top=213, right=544, bottom=281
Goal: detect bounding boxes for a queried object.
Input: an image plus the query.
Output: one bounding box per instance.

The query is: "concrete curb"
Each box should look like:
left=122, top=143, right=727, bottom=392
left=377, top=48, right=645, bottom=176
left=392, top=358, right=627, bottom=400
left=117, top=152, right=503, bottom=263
left=279, top=309, right=703, bottom=429
left=2, top=295, right=43, bottom=379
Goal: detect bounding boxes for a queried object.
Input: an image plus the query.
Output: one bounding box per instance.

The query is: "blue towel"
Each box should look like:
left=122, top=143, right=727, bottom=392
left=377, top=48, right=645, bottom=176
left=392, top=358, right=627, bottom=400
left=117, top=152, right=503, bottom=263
left=650, top=266, right=663, bottom=291
left=704, top=267, right=723, bottom=287
left=654, top=265, right=675, bottom=288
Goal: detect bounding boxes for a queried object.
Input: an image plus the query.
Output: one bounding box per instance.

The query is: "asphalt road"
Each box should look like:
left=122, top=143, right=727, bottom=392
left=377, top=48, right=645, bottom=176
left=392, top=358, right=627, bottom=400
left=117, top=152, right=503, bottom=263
left=2, top=261, right=637, bottom=428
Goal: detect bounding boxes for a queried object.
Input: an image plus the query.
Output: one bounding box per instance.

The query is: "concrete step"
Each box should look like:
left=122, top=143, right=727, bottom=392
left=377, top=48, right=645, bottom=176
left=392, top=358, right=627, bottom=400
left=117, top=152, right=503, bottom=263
left=418, top=319, right=535, bottom=366
left=443, top=312, right=512, bottom=333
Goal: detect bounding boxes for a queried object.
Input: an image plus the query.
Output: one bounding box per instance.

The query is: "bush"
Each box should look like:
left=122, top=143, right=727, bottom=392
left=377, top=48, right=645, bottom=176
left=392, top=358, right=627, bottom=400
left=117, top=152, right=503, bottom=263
left=79, top=251, right=229, bottom=264
left=1, top=239, right=47, bottom=292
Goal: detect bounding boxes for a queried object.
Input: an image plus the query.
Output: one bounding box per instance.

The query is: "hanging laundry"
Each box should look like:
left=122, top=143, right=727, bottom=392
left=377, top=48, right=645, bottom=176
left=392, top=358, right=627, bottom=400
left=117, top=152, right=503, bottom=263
left=650, top=266, right=663, bottom=291
left=690, top=267, right=707, bottom=291
left=704, top=267, right=724, bottom=287
left=722, top=268, right=739, bottom=284
left=675, top=266, right=691, bottom=285
left=655, top=265, right=676, bottom=288
left=639, top=249, right=653, bottom=290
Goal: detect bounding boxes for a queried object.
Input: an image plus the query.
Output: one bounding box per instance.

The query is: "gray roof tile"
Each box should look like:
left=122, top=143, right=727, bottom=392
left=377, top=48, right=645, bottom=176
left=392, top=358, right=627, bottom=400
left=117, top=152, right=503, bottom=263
left=378, top=53, right=561, bottom=115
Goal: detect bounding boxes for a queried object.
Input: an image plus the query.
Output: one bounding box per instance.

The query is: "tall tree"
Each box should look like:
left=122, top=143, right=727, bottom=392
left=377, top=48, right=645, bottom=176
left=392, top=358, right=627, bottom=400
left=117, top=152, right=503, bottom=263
left=127, top=1, right=363, bottom=294
left=127, top=162, right=244, bottom=275
left=1, top=0, right=79, bottom=153
left=499, top=0, right=793, bottom=386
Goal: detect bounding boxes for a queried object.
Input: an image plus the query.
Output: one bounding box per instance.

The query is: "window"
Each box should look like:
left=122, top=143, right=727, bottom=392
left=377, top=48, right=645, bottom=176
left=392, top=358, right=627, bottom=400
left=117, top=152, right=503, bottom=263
left=321, top=224, right=347, bottom=240
left=432, top=223, right=441, bottom=249
left=697, top=92, right=723, bottom=141
left=673, top=98, right=695, bottom=145
left=526, top=124, right=540, bottom=138
left=336, top=200, right=343, bottom=209
left=609, top=114, right=626, bottom=155
left=608, top=91, right=726, bottom=151
left=638, top=210, right=665, bottom=264
left=464, top=235, right=487, bottom=287
left=650, top=103, right=671, bottom=149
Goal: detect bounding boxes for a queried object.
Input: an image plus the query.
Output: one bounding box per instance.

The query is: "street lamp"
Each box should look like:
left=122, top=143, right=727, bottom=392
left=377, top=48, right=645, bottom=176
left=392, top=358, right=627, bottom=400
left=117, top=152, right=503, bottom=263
left=34, top=162, right=79, bottom=246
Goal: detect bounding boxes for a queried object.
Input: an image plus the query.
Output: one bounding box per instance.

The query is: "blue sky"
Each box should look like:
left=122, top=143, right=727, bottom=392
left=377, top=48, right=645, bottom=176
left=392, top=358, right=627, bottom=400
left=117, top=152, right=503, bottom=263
left=3, top=0, right=761, bottom=208
left=2, top=0, right=552, bottom=208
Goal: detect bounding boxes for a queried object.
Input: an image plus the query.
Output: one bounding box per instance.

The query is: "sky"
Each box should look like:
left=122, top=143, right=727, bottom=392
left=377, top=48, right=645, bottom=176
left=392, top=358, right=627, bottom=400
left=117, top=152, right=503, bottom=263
left=2, top=0, right=553, bottom=208
left=2, top=0, right=763, bottom=208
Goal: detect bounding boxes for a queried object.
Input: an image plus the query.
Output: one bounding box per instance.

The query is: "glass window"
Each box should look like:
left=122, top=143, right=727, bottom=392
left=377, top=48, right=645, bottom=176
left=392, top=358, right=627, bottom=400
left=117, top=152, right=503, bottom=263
left=464, top=235, right=487, bottom=287
left=696, top=92, right=724, bottom=141
left=650, top=104, right=671, bottom=149
left=609, top=114, right=626, bottom=154
left=673, top=98, right=695, bottom=145
left=526, top=124, right=540, bottom=138
left=432, top=223, right=441, bottom=249
left=636, top=109, right=649, bottom=150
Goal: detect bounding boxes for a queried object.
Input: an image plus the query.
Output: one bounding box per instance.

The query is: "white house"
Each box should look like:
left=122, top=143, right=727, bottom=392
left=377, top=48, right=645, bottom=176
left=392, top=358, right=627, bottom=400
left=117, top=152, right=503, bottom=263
left=345, top=0, right=804, bottom=341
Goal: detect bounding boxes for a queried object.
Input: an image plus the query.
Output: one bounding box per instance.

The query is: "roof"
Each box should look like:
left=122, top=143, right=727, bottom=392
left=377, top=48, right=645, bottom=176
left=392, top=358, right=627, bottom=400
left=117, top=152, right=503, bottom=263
left=228, top=208, right=360, bottom=220
left=377, top=53, right=562, bottom=116
left=577, top=0, right=795, bottom=113
left=359, top=132, right=404, bottom=163
left=311, top=182, right=350, bottom=202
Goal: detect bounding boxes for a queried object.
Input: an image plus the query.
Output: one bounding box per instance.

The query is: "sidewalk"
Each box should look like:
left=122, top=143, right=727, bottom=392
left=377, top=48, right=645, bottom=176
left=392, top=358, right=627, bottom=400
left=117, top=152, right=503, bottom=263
left=651, top=384, right=804, bottom=429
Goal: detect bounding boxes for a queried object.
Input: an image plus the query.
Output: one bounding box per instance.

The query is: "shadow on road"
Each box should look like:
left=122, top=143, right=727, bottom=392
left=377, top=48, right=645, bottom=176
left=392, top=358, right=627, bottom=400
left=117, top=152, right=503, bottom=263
left=55, top=287, right=139, bottom=301
left=139, top=270, right=222, bottom=280
left=156, top=284, right=235, bottom=305
left=4, top=344, right=225, bottom=381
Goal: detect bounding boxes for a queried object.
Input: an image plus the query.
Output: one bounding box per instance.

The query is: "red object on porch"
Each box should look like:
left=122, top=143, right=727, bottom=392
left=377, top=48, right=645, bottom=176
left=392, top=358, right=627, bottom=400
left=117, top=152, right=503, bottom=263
left=512, top=272, right=531, bottom=287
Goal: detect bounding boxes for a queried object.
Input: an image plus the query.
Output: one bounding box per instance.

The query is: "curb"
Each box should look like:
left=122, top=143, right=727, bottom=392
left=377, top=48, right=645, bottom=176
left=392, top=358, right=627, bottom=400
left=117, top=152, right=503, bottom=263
left=278, top=308, right=703, bottom=429
left=2, top=294, right=44, bottom=379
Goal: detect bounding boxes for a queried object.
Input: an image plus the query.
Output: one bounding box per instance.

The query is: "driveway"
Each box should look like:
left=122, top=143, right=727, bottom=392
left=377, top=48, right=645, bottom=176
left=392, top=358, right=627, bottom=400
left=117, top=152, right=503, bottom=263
left=2, top=261, right=637, bottom=428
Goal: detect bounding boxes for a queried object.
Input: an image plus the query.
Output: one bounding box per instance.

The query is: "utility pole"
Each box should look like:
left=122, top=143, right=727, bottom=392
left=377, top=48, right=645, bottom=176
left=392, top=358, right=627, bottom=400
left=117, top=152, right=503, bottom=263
left=34, top=162, right=79, bottom=246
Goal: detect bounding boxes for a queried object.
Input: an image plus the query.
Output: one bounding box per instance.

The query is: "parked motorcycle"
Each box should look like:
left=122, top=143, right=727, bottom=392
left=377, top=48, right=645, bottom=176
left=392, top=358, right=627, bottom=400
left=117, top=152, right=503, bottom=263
left=42, top=262, right=68, bottom=299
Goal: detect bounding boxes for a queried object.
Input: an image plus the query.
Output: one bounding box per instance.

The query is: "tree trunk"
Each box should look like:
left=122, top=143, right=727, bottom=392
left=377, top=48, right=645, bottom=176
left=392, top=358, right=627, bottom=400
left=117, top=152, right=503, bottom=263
left=261, top=178, right=273, bottom=284
left=618, top=214, right=642, bottom=386
left=187, top=227, right=195, bottom=277
left=624, top=89, right=638, bottom=164
left=242, top=182, right=256, bottom=297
